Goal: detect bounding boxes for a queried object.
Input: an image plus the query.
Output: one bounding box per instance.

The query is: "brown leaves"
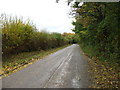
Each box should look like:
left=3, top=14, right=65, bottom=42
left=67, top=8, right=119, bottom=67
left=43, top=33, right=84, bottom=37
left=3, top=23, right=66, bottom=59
left=1, top=45, right=70, bottom=78
left=87, top=57, right=119, bottom=88
left=2, top=58, right=38, bottom=77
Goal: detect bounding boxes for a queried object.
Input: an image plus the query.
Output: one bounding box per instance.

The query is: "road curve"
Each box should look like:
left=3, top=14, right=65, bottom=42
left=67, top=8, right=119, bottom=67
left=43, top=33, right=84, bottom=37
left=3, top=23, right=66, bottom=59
left=3, top=44, right=91, bottom=88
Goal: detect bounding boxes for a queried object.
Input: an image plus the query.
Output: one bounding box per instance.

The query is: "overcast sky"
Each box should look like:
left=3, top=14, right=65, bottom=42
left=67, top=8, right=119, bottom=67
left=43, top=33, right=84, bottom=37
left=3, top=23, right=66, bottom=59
left=0, top=0, right=75, bottom=33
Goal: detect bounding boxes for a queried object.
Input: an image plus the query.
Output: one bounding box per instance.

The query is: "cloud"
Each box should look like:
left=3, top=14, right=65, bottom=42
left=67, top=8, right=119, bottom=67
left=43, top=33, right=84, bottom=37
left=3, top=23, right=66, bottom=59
left=0, top=0, right=74, bottom=33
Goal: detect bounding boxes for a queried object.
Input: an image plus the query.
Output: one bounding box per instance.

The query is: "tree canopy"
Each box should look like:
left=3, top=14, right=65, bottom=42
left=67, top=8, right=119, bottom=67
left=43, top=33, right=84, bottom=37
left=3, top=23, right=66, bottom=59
left=71, top=2, right=120, bottom=64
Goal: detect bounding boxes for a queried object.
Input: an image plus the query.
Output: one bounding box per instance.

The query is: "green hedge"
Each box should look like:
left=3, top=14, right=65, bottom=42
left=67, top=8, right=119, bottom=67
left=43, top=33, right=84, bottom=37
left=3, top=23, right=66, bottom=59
left=1, top=14, right=70, bottom=60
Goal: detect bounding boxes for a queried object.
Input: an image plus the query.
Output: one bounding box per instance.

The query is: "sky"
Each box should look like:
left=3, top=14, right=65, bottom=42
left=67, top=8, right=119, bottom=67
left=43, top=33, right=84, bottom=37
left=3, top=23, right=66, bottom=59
left=0, top=0, right=75, bottom=33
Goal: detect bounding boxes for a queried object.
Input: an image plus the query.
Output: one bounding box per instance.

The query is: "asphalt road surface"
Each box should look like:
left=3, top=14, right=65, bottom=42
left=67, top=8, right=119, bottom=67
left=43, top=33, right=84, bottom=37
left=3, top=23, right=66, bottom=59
left=3, top=44, right=92, bottom=88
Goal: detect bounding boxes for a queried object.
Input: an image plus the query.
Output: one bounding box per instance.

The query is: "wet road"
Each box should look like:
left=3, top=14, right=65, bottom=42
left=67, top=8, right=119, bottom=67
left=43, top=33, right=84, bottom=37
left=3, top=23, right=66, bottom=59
left=3, top=44, right=91, bottom=88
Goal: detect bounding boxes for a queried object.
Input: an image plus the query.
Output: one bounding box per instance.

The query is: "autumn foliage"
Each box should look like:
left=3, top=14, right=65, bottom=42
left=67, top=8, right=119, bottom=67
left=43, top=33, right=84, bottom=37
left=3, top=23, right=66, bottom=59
left=71, top=2, right=119, bottom=66
left=1, top=14, right=75, bottom=61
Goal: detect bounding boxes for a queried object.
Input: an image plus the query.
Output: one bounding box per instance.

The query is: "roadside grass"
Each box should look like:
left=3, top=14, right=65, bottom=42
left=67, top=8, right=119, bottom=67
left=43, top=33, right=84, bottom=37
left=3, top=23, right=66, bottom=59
left=2, top=44, right=71, bottom=77
left=80, top=44, right=119, bottom=88
left=80, top=43, right=119, bottom=71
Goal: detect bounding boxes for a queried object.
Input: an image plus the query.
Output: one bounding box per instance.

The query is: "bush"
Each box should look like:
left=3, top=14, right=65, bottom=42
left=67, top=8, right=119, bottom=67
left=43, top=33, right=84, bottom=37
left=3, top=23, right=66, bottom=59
left=1, top=14, right=71, bottom=61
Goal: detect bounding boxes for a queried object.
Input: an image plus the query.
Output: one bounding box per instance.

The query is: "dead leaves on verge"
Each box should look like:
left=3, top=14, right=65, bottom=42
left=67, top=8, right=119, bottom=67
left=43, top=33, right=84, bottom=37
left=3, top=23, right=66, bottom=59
left=86, top=56, right=119, bottom=88
left=1, top=45, right=70, bottom=79
left=2, top=58, right=39, bottom=77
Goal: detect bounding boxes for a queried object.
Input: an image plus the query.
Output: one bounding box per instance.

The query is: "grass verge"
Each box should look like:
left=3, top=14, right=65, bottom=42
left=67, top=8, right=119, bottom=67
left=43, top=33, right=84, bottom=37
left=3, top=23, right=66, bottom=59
left=1, top=44, right=71, bottom=78
left=80, top=44, right=119, bottom=88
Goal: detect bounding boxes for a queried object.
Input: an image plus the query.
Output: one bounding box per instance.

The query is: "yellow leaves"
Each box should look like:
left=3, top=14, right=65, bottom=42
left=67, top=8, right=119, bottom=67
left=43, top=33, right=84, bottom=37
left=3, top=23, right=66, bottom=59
left=110, top=81, right=113, bottom=84
left=88, top=10, right=93, bottom=13
left=1, top=45, right=71, bottom=78
left=97, top=82, right=99, bottom=84
left=80, top=31, right=87, bottom=35
left=2, top=58, right=38, bottom=78
left=86, top=56, right=119, bottom=88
